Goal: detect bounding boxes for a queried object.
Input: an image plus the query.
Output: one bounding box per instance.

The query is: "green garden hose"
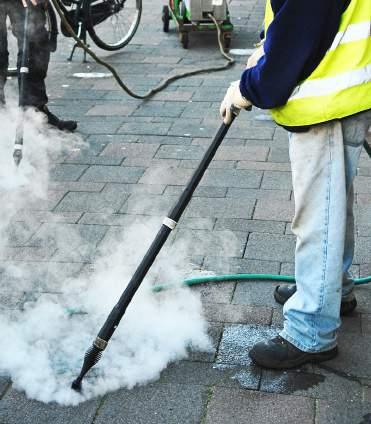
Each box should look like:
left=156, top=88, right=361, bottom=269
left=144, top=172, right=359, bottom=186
left=152, top=273, right=371, bottom=292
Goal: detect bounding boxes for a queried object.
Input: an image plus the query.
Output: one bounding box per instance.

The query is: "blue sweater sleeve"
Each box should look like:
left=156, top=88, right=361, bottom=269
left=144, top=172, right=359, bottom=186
left=240, top=0, right=345, bottom=109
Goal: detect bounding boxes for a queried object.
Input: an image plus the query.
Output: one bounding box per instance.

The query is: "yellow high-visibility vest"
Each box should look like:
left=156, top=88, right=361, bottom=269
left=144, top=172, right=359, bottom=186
left=264, top=0, right=371, bottom=127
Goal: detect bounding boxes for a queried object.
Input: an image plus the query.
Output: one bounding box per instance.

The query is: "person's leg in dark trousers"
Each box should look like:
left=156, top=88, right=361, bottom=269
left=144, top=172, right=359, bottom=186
left=0, top=1, right=9, bottom=105
left=8, top=1, right=76, bottom=131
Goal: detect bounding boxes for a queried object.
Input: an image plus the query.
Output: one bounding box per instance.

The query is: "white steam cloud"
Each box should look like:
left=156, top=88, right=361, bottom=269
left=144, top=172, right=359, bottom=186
left=0, top=103, right=212, bottom=405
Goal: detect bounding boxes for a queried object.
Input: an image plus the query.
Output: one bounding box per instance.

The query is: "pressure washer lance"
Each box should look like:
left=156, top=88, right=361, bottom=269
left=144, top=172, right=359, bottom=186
left=71, top=106, right=248, bottom=392
left=13, top=3, right=31, bottom=167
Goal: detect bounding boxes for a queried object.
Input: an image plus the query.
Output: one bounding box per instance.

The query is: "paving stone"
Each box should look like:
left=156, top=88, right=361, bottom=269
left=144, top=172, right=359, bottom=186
left=254, top=199, right=294, bottom=221
left=191, top=281, right=236, bottom=304
left=315, top=399, right=371, bottom=424
left=179, top=159, right=236, bottom=169
left=262, top=366, right=364, bottom=402
left=133, top=102, right=185, bottom=118
left=120, top=194, right=177, bottom=216
left=2, top=220, right=41, bottom=247
left=48, top=182, right=105, bottom=192
left=155, top=145, right=206, bottom=160
left=80, top=165, right=145, bottom=183
left=63, top=153, right=123, bottom=166
left=164, top=185, right=227, bottom=198
left=205, top=387, right=315, bottom=424
left=214, top=218, right=286, bottom=234
left=94, top=383, right=208, bottom=424
left=233, top=279, right=282, bottom=308
left=185, top=197, right=255, bottom=219
left=216, top=324, right=280, bottom=366
left=158, top=361, right=259, bottom=390
left=214, top=145, right=269, bottom=161
left=200, top=169, right=263, bottom=189
left=227, top=188, right=291, bottom=201
left=244, top=233, right=296, bottom=262
left=268, top=147, right=290, bottom=162
left=172, top=229, right=246, bottom=257
left=0, top=388, right=100, bottom=424
left=362, top=314, right=371, bottom=335
left=237, top=160, right=291, bottom=172
left=117, top=122, right=171, bottom=136
left=11, top=211, right=82, bottom=224
left=339, top=313, right=362, bottom=334
left=54, top=190, right=129, bottom=214
left=203, top=256, right=281, bottom=276
left=354, top=237, right=371, bottom=264
left=100, top=143, right=159, bottom=159
left=86, top=104, right=136, bottom=116
left=78, top=118, right=125, bottom=134
left=327, top=333, right=371, bottom=378
left=203, top=303, right=272, bottom=325
left=0, top=376, right=10, bottom=397
left=0, top=246, right=56, bottom=262
left=187, top=322, right=224, bottom=363
left=139, top=167, right=193, bottom=185
left=261, top=171, right=293, bottom=190
left=355, top=176, right=371, bottom=194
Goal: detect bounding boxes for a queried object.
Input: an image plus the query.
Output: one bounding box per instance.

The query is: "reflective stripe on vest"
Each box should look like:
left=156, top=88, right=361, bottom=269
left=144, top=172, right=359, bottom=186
left=265, top=0, right=371, bottom=127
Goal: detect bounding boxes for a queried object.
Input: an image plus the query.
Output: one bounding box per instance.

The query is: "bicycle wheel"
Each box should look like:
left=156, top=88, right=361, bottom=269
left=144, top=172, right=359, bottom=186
left=85, top=0, right=142, bottom=51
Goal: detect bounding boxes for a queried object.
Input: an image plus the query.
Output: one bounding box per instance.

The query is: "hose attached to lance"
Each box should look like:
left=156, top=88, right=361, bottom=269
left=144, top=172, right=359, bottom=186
left=71, top=108, right=244, bottom=392
left=13, top=4, right=31, bottom=166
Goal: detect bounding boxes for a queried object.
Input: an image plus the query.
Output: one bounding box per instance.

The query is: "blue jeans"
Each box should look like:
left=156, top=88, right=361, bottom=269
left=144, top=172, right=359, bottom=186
left=280, top=110, right=371, bottom=352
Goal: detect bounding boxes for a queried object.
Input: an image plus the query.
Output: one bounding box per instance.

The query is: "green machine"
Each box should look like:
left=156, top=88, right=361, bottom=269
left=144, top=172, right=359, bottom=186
left=162, top=0, right=233, bottom=49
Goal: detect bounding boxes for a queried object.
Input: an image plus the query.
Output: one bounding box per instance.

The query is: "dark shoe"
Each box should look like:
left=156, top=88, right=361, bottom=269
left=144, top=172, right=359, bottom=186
left=249, top=335, right=338, bottom=369
left=274, top=284, right=357, bottom=316
left=37, top=105, right=77, bottom=132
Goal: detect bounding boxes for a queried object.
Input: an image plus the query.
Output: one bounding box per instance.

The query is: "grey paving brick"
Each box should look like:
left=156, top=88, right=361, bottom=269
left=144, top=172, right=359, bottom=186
left=200, top=169, right=263, bottom=189
left=11, top=210, right=82, bottom=224
left=268, top=147, right=290, bottom=162
left=328, top=333, right=371, bottom=378
left=94, top=383, right=208, bottom=424
left=355, top=176, right=371, bottom=194
left=237, top=160, right=291, bottom=172
left=120, top=194, right=177, bottom=216
left=233, top=280, right=282, bottom=308
left=214, top=218, right=286, bottom=234
left=187, top=322, right=223, bottom=363
left=172, top=229, right=246, bottom=257
left=152, top=90, right=194, bottom=101
left=261, top=366, right=363, bottom=402
left=254, top=199, right=294, bottom=221
left=244, top=233, right=296, bottom=262
left=49, top=164, right=88, bottom=182
left=139, top=167, right=193, bottom=185
left=179, top=159, right=236, bottom=169
left=338, top=313, right=362, bottom=334
left=185, top=197, right=255, bottom=219
left=136, top=135, right=193, bottom=145
left=178, top=217, right=215, bottom=230
left=191, top=281, right=236, bottom=304
left=0, top=389, right=100, bottom=424
left=203, top=256, right=281, bottom=276
left=123, top=157, right=180, bottom=168
left=315, top=399, right=371, bottom=424
left=0, top=246, right=56, bottom=262
left=227, top=125, right=275, bottom=140
left=48, top=182, right=105, bottom=192
left=168, top=121, right=211, bottom=138
left=159, top=361, right=259, bottom=390
left=155, top=145, right=206, bottom=160
left=227, top=188, right=291, bottom=201
left=80, top=165, right=145, bottom=183
left=63, top=153, right=123, bottom=166
left=216, top=324, right=280, bottom=366
left=2, top=220, right=41, bottom=247
left=86, top=103, right=136, bottom=116
left=0, top=376, right=10, bottom=397
left=261, top=170, right=293, bottom=190
left=117, top=122, right=171, bottom=136
left=133, top=102, right=185, bottom=117
left=355, top=237, right=371, bottom=264
left=361, top=314, right=371, bottom=335
left=205, top=387, right=314, bottom=424
left=164, top=185, right=227, bottom=198
left=100, top=143, right=159, bottom=159
left=203, top=302, right=272, bottom=325
left=78, top=118, right=125, bottom=134
left=214, top=145, right=269, bottom=161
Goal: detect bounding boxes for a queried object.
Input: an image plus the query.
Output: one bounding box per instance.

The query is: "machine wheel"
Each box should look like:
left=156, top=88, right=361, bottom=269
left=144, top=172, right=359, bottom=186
left=180, top=31, right=189, bottom=49
left=162, top=5, right=170, bottom=32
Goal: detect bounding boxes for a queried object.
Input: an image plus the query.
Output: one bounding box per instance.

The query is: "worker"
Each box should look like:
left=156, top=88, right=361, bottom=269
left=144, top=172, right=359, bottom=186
left=220, top=0, right=371, bottom=369
left=0, top=0, right=77, bottom=132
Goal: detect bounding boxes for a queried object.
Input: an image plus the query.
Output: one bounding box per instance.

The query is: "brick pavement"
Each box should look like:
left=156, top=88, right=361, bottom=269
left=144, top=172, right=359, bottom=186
left=1, top=0, right=371, bottom=423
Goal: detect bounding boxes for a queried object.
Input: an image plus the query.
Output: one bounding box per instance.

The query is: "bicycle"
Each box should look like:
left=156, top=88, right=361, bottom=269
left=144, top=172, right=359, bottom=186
left=6, top=0, right=142, bottom=73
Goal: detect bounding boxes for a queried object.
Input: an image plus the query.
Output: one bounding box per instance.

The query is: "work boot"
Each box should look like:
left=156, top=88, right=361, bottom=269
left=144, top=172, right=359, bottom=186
left=274, top=284, right=357, bottom=316
left=37, top=105, right=77, bottom=132
left=249, top=335, right=338, bottom=370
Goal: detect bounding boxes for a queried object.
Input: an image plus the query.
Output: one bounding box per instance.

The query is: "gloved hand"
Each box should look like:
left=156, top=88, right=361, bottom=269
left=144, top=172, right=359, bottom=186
left=220, top=80, right=251, bottom=125
left=246, top=44, right=264, bottom=69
